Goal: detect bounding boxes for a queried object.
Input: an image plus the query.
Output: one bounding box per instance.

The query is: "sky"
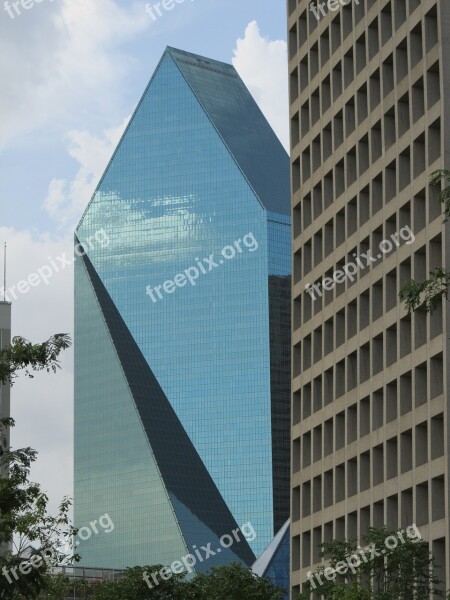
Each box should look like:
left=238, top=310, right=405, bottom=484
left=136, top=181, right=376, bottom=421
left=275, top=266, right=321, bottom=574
left=0, top=0, right=289, bottom=516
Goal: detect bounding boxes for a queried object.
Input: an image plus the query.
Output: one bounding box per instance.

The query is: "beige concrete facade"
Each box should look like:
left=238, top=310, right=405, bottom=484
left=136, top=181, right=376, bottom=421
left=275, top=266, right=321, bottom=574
left=288, top=0, right=450, bottom=596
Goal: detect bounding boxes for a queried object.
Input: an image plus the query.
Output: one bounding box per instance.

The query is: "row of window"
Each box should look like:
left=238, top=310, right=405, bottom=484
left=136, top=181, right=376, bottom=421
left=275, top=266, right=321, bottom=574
left=293, top=69, right=439, bottom=165
left=292, top=502, right=446, bottom=571
left=295, top=299, right=442, bottom=380
left=293, top=32, right=437, bottom=117
left=293, top=352, right=444, bottom=417
left=295, top=115, right=441, bottom=197
left=290, top=3, right=438, bottom=108
left=294, top=178, right=440, bottom=246
left=289, top=0, right=427, bottom=51
left=293, top=408, right=444, bottom=475
left=294, top=240, right=442, bottom=326
left=295, top=192, right=441, bottom=281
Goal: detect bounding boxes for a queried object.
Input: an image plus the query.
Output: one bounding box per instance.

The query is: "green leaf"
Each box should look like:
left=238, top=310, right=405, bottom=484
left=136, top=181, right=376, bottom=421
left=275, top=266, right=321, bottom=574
left=399, top=268, right=450, bottom=314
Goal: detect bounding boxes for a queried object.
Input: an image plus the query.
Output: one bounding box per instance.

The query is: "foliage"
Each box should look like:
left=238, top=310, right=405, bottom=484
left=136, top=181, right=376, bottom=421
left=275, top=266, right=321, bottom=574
left=0, top=334, right=73, bottom=600
left=400, top=169, right=450, bottom=313
left=430, top=168, right=450, bottom=222
left=0, top=437, right=76, bottom=599
left=0, top=334, right=71, bottom=386
left=298, top=527, right=442, bottom=600
left=399, top=266, right=450, bottom=313
left=189, top=562, right=284, bottom=600
left=329, top=582, right=371, bottom=599
left=39, top=563, right=284, bottom=600
left=94, top=565, right=202, bottom=599
left=38, top=574, right=94, bottom=599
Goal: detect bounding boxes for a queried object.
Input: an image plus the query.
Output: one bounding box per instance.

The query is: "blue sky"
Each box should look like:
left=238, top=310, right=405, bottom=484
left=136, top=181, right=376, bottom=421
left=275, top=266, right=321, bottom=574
left=0, top=0, right=288, bottom=514
left=1, top=0, right=288, bottom=231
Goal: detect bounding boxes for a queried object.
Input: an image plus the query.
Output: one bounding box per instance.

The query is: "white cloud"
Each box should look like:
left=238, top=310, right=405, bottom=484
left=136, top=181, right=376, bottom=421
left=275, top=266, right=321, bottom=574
left=42, top=21, right=289, bottom=232
left=43, top=116, right=130, bottom=229
left=232, top=21, right=289, bottom=151
left=0, top=0, right=146, bottom=150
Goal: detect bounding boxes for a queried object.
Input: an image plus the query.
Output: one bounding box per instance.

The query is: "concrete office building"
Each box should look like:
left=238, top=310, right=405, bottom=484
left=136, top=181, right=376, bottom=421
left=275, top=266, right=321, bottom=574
left=0, top=301, right=11, bottom=463
left=288, top=0, right=449, bottom=595
left=0, top=301, right=11, bottom=555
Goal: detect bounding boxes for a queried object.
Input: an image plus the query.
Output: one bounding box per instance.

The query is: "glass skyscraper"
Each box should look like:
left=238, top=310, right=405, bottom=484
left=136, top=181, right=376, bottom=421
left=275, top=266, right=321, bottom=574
left=74, top=47, right=291, bottom=569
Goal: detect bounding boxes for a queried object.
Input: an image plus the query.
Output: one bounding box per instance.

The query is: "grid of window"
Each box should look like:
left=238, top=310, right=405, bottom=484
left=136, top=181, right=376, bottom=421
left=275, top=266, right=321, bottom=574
left=289, top=0, right=449, bottom=595
left=75, top=48, right=291, bottom=564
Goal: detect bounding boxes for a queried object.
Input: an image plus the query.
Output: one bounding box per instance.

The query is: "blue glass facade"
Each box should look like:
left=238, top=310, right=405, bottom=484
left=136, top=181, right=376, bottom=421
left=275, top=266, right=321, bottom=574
left=74, top=47, right=290, bottom=568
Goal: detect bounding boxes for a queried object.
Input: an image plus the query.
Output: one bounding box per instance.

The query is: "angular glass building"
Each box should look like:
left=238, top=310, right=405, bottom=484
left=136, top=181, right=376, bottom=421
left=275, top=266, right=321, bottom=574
left=74, top=47, right=291, bottom=569
left=252, top=520, right=290, bottom=599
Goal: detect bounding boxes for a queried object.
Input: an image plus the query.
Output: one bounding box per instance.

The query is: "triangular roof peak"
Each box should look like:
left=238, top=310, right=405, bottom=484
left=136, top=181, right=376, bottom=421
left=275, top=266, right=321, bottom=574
left=77, top=46, right=290, bottom=230
left=163, top=47, right=290, bottom=216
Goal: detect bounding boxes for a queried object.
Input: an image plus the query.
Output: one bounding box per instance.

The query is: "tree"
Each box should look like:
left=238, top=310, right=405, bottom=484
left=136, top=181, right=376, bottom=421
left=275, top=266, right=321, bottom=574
left=189, top=562, right=284, bottom=600
left=41, top=563, right=284, bottom=600
left=33, top=573, right=93, bottom=600
left=0, top=334, right=71, bottom=386
left=0, top=334, right=74, bottom=600
left=298, top=526, right=443, bottom=599
left=400, top=169, right=450, bottom=313
left=42, top=566, right=200, bottom=600
left=86, top=566, right=196, bottom=600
